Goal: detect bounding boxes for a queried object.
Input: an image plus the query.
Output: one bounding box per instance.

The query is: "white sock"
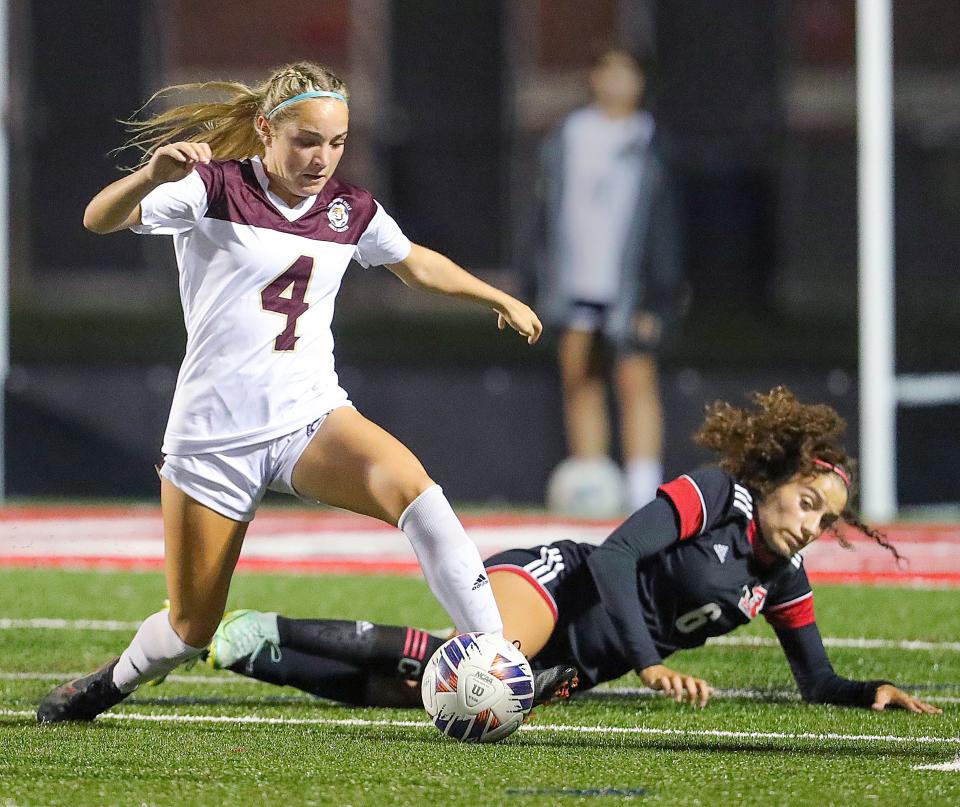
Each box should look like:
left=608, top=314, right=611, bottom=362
left=112, top=610, right=205, bottom=693
left=398, top=485, right=504, bottom=635
left=625, top=457, right=663, bottom=511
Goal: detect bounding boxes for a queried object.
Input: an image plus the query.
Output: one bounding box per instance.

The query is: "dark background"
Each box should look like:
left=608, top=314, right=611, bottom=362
left=7, top=0, right=960, bottom=506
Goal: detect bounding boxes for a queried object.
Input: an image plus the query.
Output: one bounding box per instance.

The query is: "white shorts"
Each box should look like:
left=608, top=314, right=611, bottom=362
left=159, top=407, right=349, bottom=522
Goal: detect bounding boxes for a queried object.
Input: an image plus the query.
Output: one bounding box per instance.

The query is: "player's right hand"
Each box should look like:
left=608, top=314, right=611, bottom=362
left=146, top=142, right=212, bottom=184
left=640, top=663, right=713, bottom=707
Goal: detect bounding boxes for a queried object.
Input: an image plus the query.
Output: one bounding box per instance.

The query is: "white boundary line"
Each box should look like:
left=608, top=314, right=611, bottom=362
left=1, top=708, right=957, bottom=745
left=708, top=635, right=960, bottom=652
left=913, top=753, right=960, bottom=771
left=592, top=687, right=960, bottom=705
left=0, top=618, right=141, bottom=630
left=2, top=617, right=959, bottom=653
left=0, top=671, right=259, bottom=685
left=4, top=673, right=957, bottom=703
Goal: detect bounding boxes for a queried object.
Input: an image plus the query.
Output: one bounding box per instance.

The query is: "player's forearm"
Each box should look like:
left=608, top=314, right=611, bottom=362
left=84, top=168, right=162, bottom=234
left=396, top=246, right=513, bottom=310
left=775, top=624, right=890, bottom=708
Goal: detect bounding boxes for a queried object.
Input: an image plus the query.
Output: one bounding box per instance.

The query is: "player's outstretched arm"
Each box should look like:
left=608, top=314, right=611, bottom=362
left=385, top=244, right=542, bottom=344
left=871, top=684, right=942, bottom=714
left=83, top=142, right=212, bottom=234
left=775, top=622, right=943, bottom=714
left=640, top=663, right=713, bottom=708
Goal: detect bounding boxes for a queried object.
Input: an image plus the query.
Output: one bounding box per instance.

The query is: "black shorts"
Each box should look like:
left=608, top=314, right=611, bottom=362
left=562, top=300, right=661, bottom=354
left=483, top=540, right=596, bottom=626
left=484, top=540, right=630, bottom=689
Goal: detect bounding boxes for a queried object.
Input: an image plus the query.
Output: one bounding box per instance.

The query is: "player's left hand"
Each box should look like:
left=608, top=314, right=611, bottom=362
left=496, top=299, right=543, bottom=344
left=871, top=684, right=942, bottom=714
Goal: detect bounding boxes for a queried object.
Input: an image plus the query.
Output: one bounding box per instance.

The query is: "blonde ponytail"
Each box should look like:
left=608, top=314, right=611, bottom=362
left=120, top=61, right=349, bottom=166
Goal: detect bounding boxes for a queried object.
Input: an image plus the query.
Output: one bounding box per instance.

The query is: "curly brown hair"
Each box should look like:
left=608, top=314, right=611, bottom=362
left=694, top=386, right=902, bottom=561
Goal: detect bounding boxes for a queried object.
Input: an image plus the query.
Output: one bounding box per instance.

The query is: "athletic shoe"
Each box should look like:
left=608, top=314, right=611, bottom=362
left=36, top=657, right=129, bottom=724
left=207, top=609, right=280, bottom=671
left=532, top=664, right=579, bottom=707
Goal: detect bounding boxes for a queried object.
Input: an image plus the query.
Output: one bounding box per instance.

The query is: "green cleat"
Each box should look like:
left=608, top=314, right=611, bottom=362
left=207, top=609, right=281, bottom=671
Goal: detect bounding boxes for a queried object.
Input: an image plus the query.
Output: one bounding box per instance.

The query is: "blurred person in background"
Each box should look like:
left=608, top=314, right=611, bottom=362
left=531, top=49, right=686, bottom=514
left=36, top=61, right=542, bottom=724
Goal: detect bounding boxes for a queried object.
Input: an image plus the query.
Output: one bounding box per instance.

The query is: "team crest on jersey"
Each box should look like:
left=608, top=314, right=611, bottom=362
left=327, top=197, right=351, bottom=232
left=737, top=584, right=768, bottom=619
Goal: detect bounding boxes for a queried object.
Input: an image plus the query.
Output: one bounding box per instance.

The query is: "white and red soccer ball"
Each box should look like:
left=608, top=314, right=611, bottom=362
left=420, top=632, right=534, bottom=743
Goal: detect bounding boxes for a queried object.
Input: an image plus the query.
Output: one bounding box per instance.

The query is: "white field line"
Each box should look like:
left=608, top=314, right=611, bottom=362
left=3, top=617, right=959, bottom=653
left=1, top=708, right=957, bottom=746
left=913, top=753, right=960, bottom=771
left=707, top=635, right=960, bottom=652
left=0, top=671, right=258, bottom=685
left=4, top=673, right=958, bottom=703
left=0, top=618, right=141, bottom=631
left=593, top=687, right=960, bottom=704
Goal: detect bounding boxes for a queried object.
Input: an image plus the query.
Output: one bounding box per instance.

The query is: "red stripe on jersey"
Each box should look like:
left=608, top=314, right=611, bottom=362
left=763, top=592, right=816, bottom=629
left=658, top=475, right=705, bottom=539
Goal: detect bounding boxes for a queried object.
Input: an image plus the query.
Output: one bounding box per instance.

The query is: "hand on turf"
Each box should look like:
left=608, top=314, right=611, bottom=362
left=640, top=664, right=713, bottom=707
left=146, top=142, right=212, bottom=184
left=872, top=684, right=942, bottom=715
left=495, top=298, right=543, bottom=344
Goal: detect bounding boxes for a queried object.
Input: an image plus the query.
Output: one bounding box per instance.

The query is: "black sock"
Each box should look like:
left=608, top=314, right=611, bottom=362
left=232, top=646, right=420, bottom=708
left=276, top=618, right=443, bottom=680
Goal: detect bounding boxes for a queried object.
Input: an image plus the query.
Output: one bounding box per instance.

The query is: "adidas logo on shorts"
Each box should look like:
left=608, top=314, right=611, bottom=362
left=471, top=574, right=489, bottom=591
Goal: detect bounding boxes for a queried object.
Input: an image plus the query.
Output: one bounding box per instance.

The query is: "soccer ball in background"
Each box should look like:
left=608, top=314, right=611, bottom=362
left=421, top=632, right=534, bottom=743
left=546, top=456, right=625, bottom=518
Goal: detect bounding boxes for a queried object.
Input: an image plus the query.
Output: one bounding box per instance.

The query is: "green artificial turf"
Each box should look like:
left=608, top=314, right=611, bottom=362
left=0, top=569, right=958, bottom=806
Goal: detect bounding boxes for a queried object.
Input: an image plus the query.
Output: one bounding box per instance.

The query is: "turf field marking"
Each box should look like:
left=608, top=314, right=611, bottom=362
left=0, top=618, right=141, bottom=631
left=0, top=671, right=258, bottom=685
left=2, top=709, right=958, bottom=745
left=913, top=753, right=960, bottom=771
left=593, top=687, right=960, bottom=704
left=4, top=673, right=958, bottom=702
left=708, top=635, right=960, bottom=652
left=3, top=617, right=960, bottom=654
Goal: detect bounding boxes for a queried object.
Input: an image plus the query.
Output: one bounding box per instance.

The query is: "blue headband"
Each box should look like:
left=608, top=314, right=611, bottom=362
left=266, top=90, right=348, bottom=118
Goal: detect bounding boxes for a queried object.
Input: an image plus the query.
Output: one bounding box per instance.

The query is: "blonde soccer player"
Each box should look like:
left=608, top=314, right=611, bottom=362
left=38, top=62, right=541, bottom=723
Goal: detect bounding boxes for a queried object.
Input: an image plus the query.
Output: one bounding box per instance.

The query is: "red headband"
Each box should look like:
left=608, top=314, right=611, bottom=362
left=814, top=458, right=851, bottom=488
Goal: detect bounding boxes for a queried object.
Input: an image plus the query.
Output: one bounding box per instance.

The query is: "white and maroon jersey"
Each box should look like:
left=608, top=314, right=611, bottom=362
left=132, top=156, right=411, bottom=454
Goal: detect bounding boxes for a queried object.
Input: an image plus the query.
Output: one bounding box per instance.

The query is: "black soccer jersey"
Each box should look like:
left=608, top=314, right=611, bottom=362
left=513, top=467, right=886, bottom=707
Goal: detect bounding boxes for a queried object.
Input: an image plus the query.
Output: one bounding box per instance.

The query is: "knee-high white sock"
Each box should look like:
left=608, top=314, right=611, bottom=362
left=112, top=610, right=205, bottom=693
left=626, top=457, right=663, bottom=511
left=398, top=485, right=504, bottom=635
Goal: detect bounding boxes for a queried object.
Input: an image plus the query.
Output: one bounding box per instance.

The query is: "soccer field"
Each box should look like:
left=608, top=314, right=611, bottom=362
left=1, top=569, right=958, bottom=806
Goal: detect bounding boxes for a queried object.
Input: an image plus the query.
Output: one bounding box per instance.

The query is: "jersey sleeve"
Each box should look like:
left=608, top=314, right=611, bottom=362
left=656, top=466, right=742, bottom=540
left=762, top=559, right=815, bottom=630
left=585, top=496, right=682, bottom=671
left=353, top=202, right=412, bottom=268
left=129, top=168, right=211, bottom=235
left=775, top=621, right=890, bottom=707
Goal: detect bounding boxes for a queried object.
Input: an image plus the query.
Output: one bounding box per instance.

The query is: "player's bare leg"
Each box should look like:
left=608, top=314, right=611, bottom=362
left=558, top=329, right=610, bottom=458
left=159, top=479, right=249, bottom=647
left=489, top=570, right=578, bottom=705
left=615, top=351, right=663, bottom=509
left=292, top=407, right=503, bottom=634
left=292, top=406, right=432, bottom=523
left=38, top=481, right=247, bottom=722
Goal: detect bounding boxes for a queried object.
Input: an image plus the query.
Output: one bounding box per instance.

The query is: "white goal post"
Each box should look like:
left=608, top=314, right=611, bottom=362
left=857, top=0, right=960, bottom=522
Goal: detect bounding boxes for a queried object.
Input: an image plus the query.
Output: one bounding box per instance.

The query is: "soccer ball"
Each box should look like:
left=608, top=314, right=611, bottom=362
left=546, top=456, right=625, bottom=518
left=420, top=632, right=534, bottom=743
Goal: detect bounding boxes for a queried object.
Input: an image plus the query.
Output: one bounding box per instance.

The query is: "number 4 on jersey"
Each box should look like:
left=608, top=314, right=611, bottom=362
left=261, top=256, right=314, bottom=351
